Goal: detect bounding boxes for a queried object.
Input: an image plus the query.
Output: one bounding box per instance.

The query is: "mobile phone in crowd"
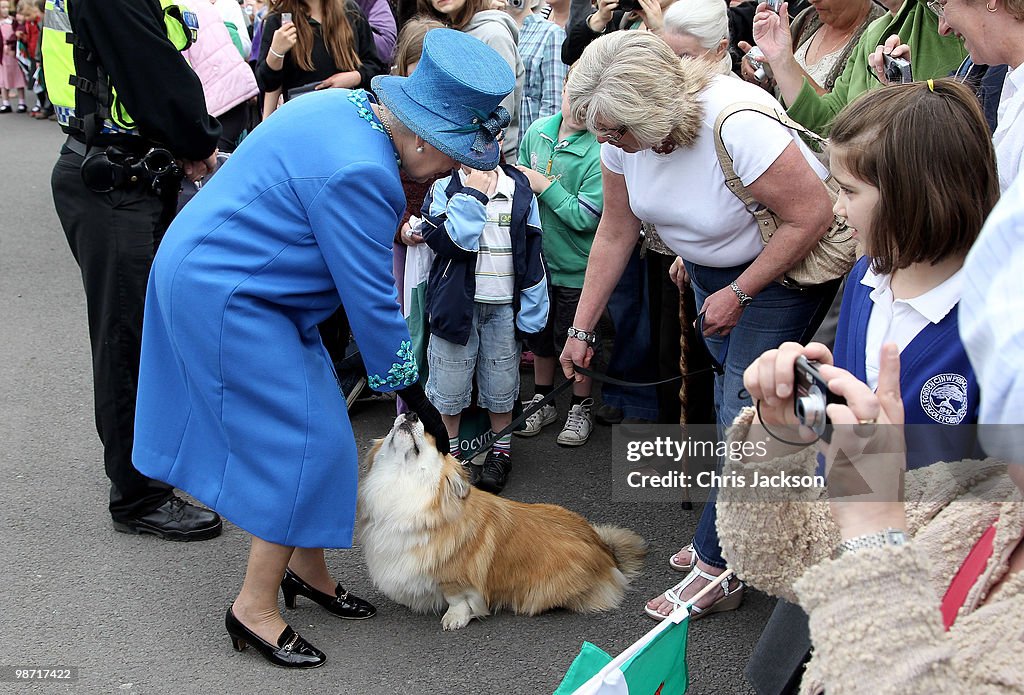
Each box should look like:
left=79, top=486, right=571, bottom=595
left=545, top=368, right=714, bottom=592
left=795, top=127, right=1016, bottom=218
left=282, top=11, right=292, bottom=23
left=765, top=0, right=782, bottom=13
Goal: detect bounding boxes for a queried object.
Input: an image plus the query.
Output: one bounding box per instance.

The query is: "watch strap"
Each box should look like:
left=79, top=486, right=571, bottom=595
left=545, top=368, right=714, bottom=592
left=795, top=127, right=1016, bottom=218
left=838, top=528, right=908, bottom=556
left=729, top=281, right=753, bottom=307
left=567, top=326, right=598, bottom=346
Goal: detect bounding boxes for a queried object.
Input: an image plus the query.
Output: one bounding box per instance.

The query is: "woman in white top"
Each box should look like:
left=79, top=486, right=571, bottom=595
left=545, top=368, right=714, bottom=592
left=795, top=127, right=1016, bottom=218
left=559, top=31, right=840, bottom=618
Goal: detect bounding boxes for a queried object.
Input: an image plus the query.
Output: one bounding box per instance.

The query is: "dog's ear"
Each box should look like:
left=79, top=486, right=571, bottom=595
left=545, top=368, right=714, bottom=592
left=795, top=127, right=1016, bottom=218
left=364, top=439, right=384, bottom=472
left=444, top=456, right=471, bottom=500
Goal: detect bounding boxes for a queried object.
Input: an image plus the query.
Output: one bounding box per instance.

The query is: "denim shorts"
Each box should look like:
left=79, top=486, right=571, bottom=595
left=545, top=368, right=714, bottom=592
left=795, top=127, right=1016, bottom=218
left=426, top=302, right=520, bottom=415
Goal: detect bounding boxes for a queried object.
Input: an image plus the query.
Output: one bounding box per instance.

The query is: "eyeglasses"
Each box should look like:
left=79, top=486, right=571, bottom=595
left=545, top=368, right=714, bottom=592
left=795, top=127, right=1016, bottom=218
left=926, top=0, right=945, bottom=17
left=594, top=123, right=628, bottom=143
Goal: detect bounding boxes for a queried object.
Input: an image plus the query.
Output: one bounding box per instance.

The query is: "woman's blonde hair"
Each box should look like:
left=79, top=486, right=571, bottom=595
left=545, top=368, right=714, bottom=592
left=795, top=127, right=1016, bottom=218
left=567, top=31, right=712, bottom=149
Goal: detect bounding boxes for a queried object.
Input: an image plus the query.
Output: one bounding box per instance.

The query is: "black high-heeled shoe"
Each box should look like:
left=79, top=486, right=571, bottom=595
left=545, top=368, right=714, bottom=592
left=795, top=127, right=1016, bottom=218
left=280, top=568, right=377, bottom=619
left=225, top=607, right=326, bottom=669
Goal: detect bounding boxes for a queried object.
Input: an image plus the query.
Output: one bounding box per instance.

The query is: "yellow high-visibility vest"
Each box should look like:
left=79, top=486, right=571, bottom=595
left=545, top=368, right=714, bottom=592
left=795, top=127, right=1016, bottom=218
left=41, top=0, right=197, bottom=137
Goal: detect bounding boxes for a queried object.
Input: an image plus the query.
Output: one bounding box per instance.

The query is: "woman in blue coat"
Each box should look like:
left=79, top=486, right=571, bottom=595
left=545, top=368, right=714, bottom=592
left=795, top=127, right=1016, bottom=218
left=132, top=29, right=515, bottom=669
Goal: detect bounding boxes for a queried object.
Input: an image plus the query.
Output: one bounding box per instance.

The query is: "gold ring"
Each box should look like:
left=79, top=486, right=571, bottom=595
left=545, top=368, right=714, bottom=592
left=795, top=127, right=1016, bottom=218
left=858, top=418, right=876, bottom=425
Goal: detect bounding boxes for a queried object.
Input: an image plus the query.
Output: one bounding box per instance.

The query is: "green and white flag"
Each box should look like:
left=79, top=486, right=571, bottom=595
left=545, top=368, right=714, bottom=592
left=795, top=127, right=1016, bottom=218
left=554, top=570, right=736, bottom=695
left=554, top=609, right=689, bottom=695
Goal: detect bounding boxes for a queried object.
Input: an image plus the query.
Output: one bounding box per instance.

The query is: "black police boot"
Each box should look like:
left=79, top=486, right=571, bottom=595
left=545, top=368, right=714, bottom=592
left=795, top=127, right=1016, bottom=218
left=112, top=496, right=223, bottom=541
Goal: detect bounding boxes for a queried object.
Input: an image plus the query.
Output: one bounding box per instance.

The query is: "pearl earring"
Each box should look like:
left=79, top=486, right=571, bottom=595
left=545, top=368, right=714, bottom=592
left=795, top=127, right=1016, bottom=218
left=416, top=146, right=424, bottom=153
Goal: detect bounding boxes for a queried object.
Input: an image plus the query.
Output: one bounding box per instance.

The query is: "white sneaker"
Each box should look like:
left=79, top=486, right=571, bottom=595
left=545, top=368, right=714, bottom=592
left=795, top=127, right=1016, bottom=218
left=515, top=393, right=558, bottom=437
left=557, top=398, right=594, bottom=447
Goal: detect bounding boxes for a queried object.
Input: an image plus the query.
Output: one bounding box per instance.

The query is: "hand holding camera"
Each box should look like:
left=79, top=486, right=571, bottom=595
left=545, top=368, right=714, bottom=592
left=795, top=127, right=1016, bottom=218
left=742, top=46, right=772, bottom=83
left=868, top=34, right=913, bottom=85
left=588, top=0, right=620, bottom=33
left=749, top=1, right=792, bottom=65
left=742, top=341, right=838, bottom=444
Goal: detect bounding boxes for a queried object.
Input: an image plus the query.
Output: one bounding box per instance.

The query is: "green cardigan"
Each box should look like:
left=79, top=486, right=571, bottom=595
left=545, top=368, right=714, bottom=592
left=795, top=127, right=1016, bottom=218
left=517, top=113, right=604, bottom=288
left=787, top=0, right=967, bottom=135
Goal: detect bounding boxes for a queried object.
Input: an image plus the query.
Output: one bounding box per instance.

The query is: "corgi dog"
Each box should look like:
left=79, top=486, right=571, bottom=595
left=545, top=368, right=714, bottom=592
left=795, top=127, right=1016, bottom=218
left=358, top=412, right=646, bottom=630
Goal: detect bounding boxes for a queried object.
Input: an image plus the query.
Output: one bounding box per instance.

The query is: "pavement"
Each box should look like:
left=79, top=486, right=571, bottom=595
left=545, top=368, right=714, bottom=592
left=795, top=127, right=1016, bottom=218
left=0, top=113, right=771, bottom=694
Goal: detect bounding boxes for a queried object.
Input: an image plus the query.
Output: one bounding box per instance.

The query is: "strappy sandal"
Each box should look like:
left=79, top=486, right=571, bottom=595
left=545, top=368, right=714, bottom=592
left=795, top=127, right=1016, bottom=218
left=644, top=566, right=744, bottom=622
left=668, top=543, right=696, bottom=572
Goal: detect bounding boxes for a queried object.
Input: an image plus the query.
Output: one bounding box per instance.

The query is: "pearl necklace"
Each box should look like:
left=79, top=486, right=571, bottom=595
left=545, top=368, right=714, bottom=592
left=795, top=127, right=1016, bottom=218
left=378, top=108, right=402, bottom=167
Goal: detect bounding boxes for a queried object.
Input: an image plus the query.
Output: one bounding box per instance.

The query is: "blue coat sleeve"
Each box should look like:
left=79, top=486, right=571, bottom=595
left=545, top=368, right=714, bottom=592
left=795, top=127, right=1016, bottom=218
left=420, top=176, right=490, bottom=259
left=516, top=196, right=549, bottom=334
left=306, top=162, right=417, bottom=391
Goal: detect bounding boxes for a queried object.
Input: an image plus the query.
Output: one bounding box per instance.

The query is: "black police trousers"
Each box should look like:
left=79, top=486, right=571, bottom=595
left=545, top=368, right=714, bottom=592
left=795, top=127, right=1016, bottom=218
left=51, top=150, right=175, bottom=521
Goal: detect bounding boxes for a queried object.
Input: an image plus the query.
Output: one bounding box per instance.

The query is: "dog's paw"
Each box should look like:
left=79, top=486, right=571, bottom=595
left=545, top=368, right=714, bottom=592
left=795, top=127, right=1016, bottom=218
left=441, top=607, right=472, bottom=631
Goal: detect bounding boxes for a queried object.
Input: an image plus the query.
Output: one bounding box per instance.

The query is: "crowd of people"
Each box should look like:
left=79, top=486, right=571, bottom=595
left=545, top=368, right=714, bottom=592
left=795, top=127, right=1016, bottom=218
left=31, top=0, right=1024, bottom=690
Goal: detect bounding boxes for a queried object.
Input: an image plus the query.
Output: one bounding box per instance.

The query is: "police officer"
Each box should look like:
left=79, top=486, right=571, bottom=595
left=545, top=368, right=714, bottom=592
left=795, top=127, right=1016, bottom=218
left=43, top=0, right=223, bottom=540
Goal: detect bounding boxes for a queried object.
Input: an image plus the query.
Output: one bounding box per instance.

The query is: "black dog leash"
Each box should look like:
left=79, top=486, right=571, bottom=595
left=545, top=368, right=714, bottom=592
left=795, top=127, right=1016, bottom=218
left=460, top=364, right=719, bottom=462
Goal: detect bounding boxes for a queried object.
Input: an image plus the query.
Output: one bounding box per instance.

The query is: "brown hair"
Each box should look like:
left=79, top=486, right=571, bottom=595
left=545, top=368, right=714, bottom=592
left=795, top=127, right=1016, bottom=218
left=269, top=0, right=361, bottom=73
left=415, top=0, right=488, bottom=30
left=828, top=78, right=999, bottom=275
left=393, top=16, right=444, bottom=76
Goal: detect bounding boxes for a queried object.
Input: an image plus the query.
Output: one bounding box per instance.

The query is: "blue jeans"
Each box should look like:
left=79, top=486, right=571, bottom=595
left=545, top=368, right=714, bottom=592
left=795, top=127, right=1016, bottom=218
left=687, top=260, right=839, bottom=568
left=602, top=247, right=659, bottom=420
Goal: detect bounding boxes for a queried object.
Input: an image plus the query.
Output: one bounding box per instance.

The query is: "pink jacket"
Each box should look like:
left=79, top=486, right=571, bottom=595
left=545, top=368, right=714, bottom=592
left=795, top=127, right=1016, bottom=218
left=182, top=0, right=258, bottom=117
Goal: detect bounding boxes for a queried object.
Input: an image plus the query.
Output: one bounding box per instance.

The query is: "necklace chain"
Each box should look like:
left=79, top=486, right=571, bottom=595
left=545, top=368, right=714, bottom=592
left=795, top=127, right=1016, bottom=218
left=379, top=108, right=396, bottom=141
left=377, top=106, right=402, bottom=167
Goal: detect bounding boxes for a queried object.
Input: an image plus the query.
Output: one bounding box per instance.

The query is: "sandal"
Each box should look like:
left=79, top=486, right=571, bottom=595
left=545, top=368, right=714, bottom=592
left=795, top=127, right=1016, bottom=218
left=668, top=543, right=696, bottom=573
left=644, top=566, right=744, bottom=622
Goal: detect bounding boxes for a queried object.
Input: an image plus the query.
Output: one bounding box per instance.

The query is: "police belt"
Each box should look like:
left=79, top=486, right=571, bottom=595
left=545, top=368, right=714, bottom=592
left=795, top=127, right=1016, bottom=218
left=64, top=136, right=183, bottom=195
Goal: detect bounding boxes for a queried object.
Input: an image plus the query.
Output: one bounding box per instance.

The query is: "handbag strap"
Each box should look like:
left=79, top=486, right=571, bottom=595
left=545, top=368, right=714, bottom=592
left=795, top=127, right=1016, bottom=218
left=712, top=101, right=833, bottom=211
left=940, top=520, right=998, bottom=630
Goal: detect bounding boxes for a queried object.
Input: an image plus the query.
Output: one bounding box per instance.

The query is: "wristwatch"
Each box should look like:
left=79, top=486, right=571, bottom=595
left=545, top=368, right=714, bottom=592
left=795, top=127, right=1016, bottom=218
left=837, top=528, right=908, bottom=556
left=567, top=326, right=598, bottom=346
left=729, top=281, right=753, bottom=308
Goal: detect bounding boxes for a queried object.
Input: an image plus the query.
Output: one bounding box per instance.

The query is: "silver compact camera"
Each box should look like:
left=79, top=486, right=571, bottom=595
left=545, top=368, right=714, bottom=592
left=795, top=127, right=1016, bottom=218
left=794, top=356, right=846, bottom=442
left=744, top=46, right=770, bottom=82
left=883, top=53, right=913, bottom=84
left=765, top=0, right=783, bottom=12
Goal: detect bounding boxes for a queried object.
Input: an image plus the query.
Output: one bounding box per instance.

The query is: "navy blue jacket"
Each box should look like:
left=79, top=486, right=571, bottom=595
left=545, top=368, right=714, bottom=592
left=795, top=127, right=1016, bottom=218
left=419, top=164, right=548, bottom=346
left=833, top=257, right=982, bottom=470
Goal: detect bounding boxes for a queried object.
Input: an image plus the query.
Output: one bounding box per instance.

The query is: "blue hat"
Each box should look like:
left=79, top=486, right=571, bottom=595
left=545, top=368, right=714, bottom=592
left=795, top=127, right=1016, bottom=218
left=371, top=29, right=515, bottom=170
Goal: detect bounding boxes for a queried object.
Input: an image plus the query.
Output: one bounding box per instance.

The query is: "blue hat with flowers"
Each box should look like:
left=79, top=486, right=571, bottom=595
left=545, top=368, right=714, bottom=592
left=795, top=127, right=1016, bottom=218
left=371, top=29, right=515, bottom=170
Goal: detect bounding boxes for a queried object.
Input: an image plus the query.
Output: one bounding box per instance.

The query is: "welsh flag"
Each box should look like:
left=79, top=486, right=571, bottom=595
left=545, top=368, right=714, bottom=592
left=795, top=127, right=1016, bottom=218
left=553, top=570, right=735, bottom=695
left=553, top=610, right=689, bottom=695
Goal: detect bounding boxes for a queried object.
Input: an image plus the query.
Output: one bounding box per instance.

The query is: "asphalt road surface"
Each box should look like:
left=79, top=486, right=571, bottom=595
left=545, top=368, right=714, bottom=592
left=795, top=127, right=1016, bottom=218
left=0, top=113, right=771, bottom=694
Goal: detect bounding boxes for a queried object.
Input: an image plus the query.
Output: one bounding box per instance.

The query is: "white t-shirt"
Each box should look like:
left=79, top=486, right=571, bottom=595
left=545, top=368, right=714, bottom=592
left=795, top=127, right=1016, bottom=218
left=601, top=75, right=828, bottom=268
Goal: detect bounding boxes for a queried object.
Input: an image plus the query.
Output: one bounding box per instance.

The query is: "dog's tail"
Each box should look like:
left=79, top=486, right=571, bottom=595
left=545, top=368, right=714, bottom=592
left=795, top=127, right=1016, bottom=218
left=593, top=525, right=646, bottom=580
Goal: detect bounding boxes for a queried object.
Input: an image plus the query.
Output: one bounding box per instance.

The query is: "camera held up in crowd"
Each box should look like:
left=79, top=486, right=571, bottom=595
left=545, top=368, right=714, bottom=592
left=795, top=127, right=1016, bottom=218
left=744, top=46, right=771, bottom=82
left=794, top=356, right=846, bottom=442
left=883, top=53, right=913, bottom=84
